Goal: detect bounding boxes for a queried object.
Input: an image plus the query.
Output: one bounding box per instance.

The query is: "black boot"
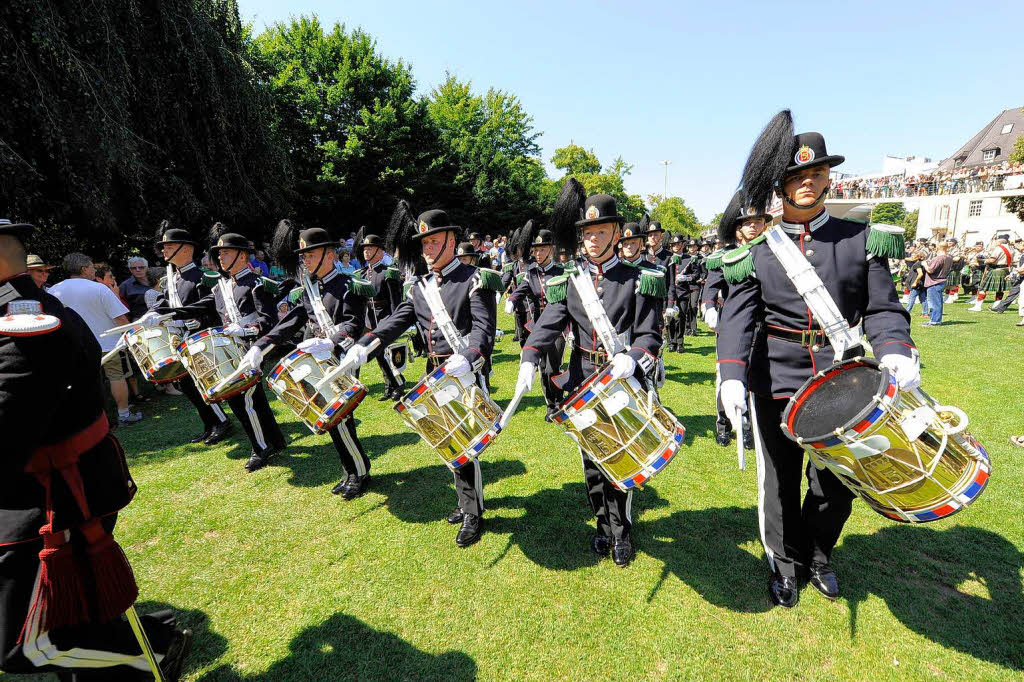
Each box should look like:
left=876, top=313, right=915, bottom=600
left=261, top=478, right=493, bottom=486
left=161, top=627, right=194, bottom=682
left=715, top=420, right=732, bottom=446
left=244, top=446, right=278, bottom=472
left=332, top=474, right=353, bottom=495
left=447, top=508, right=465, bottom=524
left=743, top=426, right=754, bottom=451
left=456, top=513, right=482, bottom=547
left=612, top=535, right=635, bottom=567
left=342, top=474, right=371, bottom=501
left=190, top=428, right=211, bottom=444
left=204, top=421, right=232, bottom=445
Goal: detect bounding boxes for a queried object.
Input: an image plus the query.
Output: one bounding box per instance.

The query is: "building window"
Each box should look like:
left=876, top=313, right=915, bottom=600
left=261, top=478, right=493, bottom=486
left=968, top=200, right=982, bottom=217
left=982, top=149, right=997, bottom=162
left=1001, top=123, right=1014, bottom=135
left=938, top=205, right=950, bottom=222
left=954, top=156, right=966, bottom=167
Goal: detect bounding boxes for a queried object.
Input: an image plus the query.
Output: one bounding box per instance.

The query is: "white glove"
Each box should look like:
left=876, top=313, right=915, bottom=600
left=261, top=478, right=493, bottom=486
left=664, top=306, right=679, bottom=319
left=609, top=352, right=637, bottom=379
left=504, top=298, right=514, bottom=314
left=720, top=379, right=748, bottom=432
left=297, top=337, right=335, bottom=357
left=879, top=353, right=921, bottom=390
left=341, top=344, right=369, bottom=374
left=222, top=323, right=247, bottom=337
left=138, top=311, right=163, bottom=326
left=703, top=307, right=719, bottom=329
left=516, top=361, right=536, bottom=393
left=444, top=353, right=471, bottom=378
left=239, top=346, right=263, bottom=373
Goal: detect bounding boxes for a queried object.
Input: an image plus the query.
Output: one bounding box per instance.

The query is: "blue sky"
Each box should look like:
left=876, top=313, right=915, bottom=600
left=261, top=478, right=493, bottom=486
left=239, top=0, right=1024, bottom=221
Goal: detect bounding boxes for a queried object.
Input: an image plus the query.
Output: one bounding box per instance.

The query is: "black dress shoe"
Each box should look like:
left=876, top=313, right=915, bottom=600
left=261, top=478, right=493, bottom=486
left=244, top=446, right=278, bottom=472
left=809, top=562, right=840, bottom=600
left=447, top=507, right=465, bottom=524
left=612, top=536, right=635, bottom=567
left=161, top=627, right=193, bottom=682
left=332, top=475, right=353, bottom=495
left=190, top=429, right=211, bottom=444
left=769, top=573, right=799, bottom=608
left=342, top=474, right=371, bottom=500
left=743, top=427, right=754, bottom=451
left=204, top=422, right=232, bottom=445
left=715, top=422, right=732, bottom=446
left=456, top=513, right=482, bottom=547
left=590, top=532, right=611, bottom=557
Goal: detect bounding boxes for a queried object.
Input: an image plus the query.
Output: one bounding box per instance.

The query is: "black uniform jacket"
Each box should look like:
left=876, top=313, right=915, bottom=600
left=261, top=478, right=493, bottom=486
left=255, top=268, right=366, bottom=352
left=362, top=260, right=402, bottom=329
left=151, top=262, right=220, bottom=329
left=162, top=268, right=276, bottom=336
left=508, top=260, right=565, bottom=332
left=356, top=259, right=497, bottom=369
left=717, top=210, right=915, bottom=398
left=0, top=275, right=132, bottom=546
left=522, top=256, right=663, bottom=393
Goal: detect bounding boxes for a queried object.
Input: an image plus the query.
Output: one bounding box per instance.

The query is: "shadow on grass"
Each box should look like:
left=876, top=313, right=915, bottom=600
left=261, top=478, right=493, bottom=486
left=197, top=612, right=476, bottom=681
left=280, top=430, right=423, bottom=488
left=663, top=369, right=715, bottom=385
left=136, top=600, right=227, bottom=679
left=840, top=524, right=1024, bottom=670
left=675, top=413, right=719, bottom=442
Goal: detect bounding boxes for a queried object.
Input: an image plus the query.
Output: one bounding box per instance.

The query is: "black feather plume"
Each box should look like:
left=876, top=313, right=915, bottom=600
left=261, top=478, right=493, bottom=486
left=740, top=109, right=793, bottom=217
left=513, top=219, right=536, bottom=261
left=154, top=219, right=171, bottom=244
left=270, top=219, right=300, bottom=277
left=207, top=222, right=231, bottom=271
left=638, top=213, right=650, bottom=234
left=386, top=200, right=420, bottom=271
left=717, top=191, right=745, bottom=244
left=507, top=226, right=522, bottom=260
left=549, top=177, right=586, bottom=256
left=353, top=225, right=367, bottom=264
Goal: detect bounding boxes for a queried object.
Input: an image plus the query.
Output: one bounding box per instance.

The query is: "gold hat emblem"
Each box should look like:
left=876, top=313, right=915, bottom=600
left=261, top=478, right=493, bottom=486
left=623, top=228, right=633, bottom=237
left=419, top=220, right=428, bottom=233
left=585, top=205, right=600, bottom=220
left=795, top=145, right=815, bottom=165
left=217, top=238, right=225, bottom=247
left=299, top=238, right=306, bottom=249
left=534, top=236, right=542, bottom=244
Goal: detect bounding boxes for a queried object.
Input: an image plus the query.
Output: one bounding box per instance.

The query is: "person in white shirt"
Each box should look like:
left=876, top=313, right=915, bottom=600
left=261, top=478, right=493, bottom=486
left=50, top=253, right=144, bottom=425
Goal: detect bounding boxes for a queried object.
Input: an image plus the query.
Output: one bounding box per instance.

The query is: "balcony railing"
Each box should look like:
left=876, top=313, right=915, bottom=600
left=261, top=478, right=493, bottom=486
left=828, top=175, right=1020, bottom=199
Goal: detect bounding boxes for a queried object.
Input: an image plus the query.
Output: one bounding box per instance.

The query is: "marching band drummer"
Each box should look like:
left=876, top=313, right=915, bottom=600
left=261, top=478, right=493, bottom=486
left=144, top=224, right=285, bottom=473
left=150, top=222, right=233, bottom=446
left=354, top=228, right=406, bottom=401
left=240, top=221, right=375, bottom=500
left=717, top=111, right=918, bottom=608
left=0, top=219, right=192, bottom=681
left=516, top=183, right=665, bottom=567
left=341, top=204, right=502, bottom=548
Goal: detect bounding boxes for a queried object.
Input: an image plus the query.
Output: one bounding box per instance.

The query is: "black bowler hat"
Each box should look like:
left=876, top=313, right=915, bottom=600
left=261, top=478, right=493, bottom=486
left=531, top=229, right=555, bottom=247
left=620, top=223, right=643, bottom=240
left=360, top=232, right=383, bottom=247
left=787, top=132, right=845, bottom=174
left=687, top=239, right=698, bottom=247
left=468, top=232, right=483, bottom=241
left=0, top=218, right=33, bottom=241
left=456, top=242, right=479, bottom=259
left=668, top=234, right=685, bottom=245
left=575, top=194, right=624, bottom=228
left=155, top=227, right=198, bottom=247
left=413, top=209, right=461, bottom=240
left=294, top=227, right=338, bottom=253
left=208, top=232, right=253, bottom=253
left=647, top=220, right=664, bottom=234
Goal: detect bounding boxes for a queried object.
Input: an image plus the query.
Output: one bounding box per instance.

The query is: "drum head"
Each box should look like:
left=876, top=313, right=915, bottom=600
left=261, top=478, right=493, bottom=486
left=790, top=362, right=883, bottom=439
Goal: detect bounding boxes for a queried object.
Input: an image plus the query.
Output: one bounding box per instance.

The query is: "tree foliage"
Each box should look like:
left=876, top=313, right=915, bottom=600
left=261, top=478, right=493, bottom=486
left=870, top=202, right=907, bottom=226
left=902, top=209, right=919, bottom=241
left=543, top=145, right=646, bottom=222
left=647, top=194, right=702, bottom=236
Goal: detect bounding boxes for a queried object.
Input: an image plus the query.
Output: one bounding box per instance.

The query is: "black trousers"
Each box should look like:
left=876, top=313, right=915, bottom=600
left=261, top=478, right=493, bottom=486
left=513, top=302, right=528, bottom=345
left=224, top=384, right=284, bottom=454
left=750, top=394, right=855, bottom=578
left=175, top=373, right=227, bottom=431
left=685, top=288, right=701, bottom=335
left=540, top=334, right=566, bottom=409
left=375, top=354, right=403, bottom=394
left=328, top=417, right=370, bottom=478
left=666, top=306, right=686, bottom=349
left=0, top=518, right=176, bottom=677
left=425, top=358, right=485, bottom=515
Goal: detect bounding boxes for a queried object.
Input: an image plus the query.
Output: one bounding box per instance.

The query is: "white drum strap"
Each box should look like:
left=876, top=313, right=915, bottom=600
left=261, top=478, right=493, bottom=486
left=301, top=270, right=338, bottom=337
left=217, top=276, right=242, bottom=326
left=568, top=267, right=626, bottom=355
left=764, top=226, right=863, bottom=357
left=166, top=264, right=183, bottom=309
left=418, top=276, right=469, bottom=354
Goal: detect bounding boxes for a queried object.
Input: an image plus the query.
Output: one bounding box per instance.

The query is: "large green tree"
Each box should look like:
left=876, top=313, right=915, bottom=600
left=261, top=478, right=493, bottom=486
left=647, top=194, right=702, bottom=236
left=1003, top=133, right=1024, bottom=221
left=871, top=202, right=907, bottom=225
left=543, top=145, right=646, bottom=222
left=0, top=0, right=290, bottom=264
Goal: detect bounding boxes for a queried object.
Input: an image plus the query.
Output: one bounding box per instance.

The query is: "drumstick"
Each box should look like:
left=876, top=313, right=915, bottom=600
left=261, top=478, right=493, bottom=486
left=731, top=405, right=746, bottom=471
left=499, top=384, right=528, bottom=430
left=100, top=341, right=126, bottom=367
left=320, top=339, right=381, bottom=387
left=100, top=314, right=174, bottom=337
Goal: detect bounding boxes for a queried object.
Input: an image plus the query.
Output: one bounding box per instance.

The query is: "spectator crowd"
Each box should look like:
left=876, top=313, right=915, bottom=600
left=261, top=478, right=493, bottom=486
left=830, top=160, right=1024, bottom=200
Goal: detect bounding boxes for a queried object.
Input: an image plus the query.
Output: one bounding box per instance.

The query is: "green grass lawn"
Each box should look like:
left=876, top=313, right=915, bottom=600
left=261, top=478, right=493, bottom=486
left=8, top=301, right=1024, bottom=681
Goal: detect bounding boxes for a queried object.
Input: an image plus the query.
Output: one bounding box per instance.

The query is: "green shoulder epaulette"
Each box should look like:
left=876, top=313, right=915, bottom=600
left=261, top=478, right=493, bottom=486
left=476, top=267, right=504, bottom=293
left=384, top=266, right=402, bottom=281
left=514, top=271, right=526, bottom=285
left=866, top=223, right=906, bottom=260
left=201, top=269, right=220, bottom=289
left=260, top=277, right=283, bottom=297
left=721, top=235, right=766, bottom=283
left=288, top=286, right=303, bottom=304
left=637, top=268, right=666, bottom=298
left=671, top=254, right=684, bottom=266
left=704, top=248, right=725, bottom=271
left=349, top=276, right=377, bottom=298
left=502, top=261, right=515, bottom=274
left=545, top=273, right=570, bottom=304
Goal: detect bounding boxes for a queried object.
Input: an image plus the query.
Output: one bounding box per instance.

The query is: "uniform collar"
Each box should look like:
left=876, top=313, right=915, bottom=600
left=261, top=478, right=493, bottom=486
left=231, top=268, right=250, bottom=282
left=780, top=209, right=830, bottom=235
left=540, top=260, right=556, bottom=272
left=624, top=255, right=643, bottom=266
left=321, top=267, right=339, bottom=283
left=434, top=258, right=460, bottom=279
left=178, top=262, right=196, bottom=273
left=588, top=254, right=619, bottom=274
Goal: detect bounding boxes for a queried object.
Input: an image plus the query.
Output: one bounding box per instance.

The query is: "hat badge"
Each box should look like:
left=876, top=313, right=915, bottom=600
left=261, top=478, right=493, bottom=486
left=623, top=228, right=633, bottom=237
left=217, top=238, right=225, bottom=247
left=299, top=238, right=306, bottom=249
left=419, top=220, right=428, bottom=234
left=585, top=205, right=600, bottom=220
left=795, top=145, right=815, bottom=165
left=534, top=236, right=542, bottom=244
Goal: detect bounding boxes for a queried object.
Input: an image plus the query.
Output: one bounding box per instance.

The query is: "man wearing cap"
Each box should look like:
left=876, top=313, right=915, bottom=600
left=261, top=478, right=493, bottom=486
left=147, top=224, right=285, bottom=472
left=717, top=111, right=916, bottom=608
left=516, top=183, right=665, bottom=567
left=508, top=226, right=566, bottom=421
left=664, top=234, right=693, bottom=352
left=645, top=221, right=671, bottom=271
left=0, top=219, right=192, bottom=681
left=25, top=255, right=54, bottom=290
left=149, top=223, right=232, bottom=446
left=241, top=221, right=374, bottom=499
left=456, top=242, right=481, bottom=266
left=468, top=232, right=492, bottom=269
left=355, top=228, right=405, bottom=400
left=342, top=205, right=502, bottom=547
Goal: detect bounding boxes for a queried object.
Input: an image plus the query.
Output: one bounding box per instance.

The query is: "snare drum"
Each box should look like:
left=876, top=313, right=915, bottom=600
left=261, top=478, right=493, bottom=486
left=554, top=364, right=685, bottom=492
left=394, top=366, right=503, bottom=471
left=267, top=349, right=367, bottom=434
left=782, top=358, right=990, bottom=523
left=177, top=327, right=261, bottom=403
left=123, top=323, right=187, bottom=384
